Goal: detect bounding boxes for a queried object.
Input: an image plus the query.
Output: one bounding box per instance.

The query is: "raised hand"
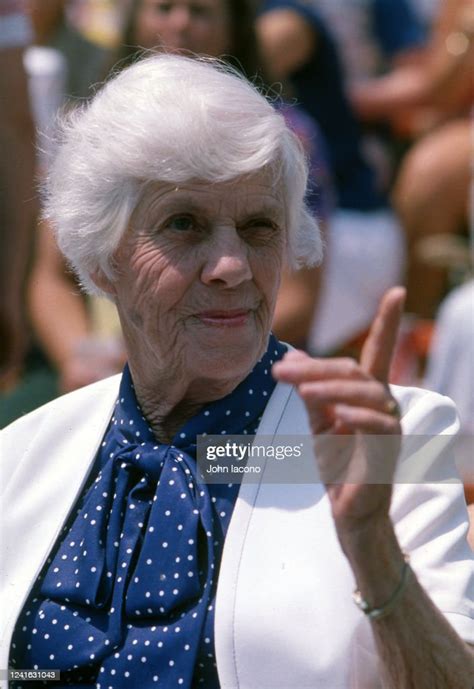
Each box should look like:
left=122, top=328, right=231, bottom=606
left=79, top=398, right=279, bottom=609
left=272, top=287, right=406, bottom=541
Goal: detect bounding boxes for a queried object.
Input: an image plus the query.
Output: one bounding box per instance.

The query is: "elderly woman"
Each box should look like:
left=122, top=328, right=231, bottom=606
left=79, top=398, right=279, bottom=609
left=0, top=56, right=473, bottom=689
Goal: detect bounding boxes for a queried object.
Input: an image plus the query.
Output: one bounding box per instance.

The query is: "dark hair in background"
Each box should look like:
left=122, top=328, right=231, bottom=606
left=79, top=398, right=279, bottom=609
left=115, top=0, right=263, bottom=80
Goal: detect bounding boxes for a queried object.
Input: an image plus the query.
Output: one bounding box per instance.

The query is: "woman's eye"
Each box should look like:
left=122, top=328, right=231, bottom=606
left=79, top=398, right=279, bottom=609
left=243, top=218, right=278, bottom=232
left=165, top=215, right=196, bottom=232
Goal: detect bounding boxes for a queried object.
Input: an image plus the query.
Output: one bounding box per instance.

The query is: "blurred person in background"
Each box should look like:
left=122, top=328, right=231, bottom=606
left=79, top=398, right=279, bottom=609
left=0, top=1, right=67, bottom=427
left=256, top=0, right=405, bottom=356
left=0, top=0, right=37, bottom=392
left=351, top=0, right=473, bottom=126
left=305, top=0, right=429, bottom=189
left=308, top=0, right=428, bottom=85
left=29, top=0, right=132, bottom=99
left=0, top=2, right=127, bottom=427
left=351, top=0, right=473, bottom=320
left=0, top=0, right=124, bottom=427
left=28, top=220, right=126, bottom=394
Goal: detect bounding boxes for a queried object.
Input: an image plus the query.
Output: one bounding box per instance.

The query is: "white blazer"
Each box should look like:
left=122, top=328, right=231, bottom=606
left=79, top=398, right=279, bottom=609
left=1, top=377, right=473, bottom=689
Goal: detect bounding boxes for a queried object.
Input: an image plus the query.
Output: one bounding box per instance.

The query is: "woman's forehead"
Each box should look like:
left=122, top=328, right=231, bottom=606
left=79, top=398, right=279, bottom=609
left=137, top=173, right=285, bottom=216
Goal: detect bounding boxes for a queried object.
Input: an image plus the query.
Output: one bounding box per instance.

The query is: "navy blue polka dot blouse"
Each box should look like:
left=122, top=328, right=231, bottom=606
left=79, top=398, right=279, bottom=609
left=10, top=336, right=287, bottom=688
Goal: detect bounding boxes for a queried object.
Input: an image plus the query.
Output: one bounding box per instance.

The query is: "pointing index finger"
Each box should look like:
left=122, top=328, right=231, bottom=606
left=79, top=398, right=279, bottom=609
left=360, top=287, right=406, bottom=383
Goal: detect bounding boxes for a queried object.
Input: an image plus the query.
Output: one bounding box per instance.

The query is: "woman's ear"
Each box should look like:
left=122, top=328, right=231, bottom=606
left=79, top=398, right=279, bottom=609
left=90, top=268, right=117, bottom=297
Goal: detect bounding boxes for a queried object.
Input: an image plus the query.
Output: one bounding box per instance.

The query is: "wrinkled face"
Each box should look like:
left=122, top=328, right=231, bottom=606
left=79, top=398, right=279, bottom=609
left=133, top=0, right=231, bottom=57
left=105, top=171, right=286, bottom=385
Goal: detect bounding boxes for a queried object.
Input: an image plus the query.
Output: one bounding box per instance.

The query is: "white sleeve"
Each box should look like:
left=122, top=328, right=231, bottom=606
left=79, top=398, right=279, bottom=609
left=390, top=386, right=474, bottom=643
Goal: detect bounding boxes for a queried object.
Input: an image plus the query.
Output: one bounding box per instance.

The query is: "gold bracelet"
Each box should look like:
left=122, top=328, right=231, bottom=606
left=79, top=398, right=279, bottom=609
left=352, top=553, right=411, bottom=621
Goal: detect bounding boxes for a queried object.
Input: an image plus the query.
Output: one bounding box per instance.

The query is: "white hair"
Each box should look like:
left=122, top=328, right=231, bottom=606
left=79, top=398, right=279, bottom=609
left=44, top=54, right=322, bottom=295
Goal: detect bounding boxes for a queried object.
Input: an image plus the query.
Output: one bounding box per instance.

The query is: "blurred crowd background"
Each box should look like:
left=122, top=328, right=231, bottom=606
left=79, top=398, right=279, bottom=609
left=0, top=0, right=472, bottom=495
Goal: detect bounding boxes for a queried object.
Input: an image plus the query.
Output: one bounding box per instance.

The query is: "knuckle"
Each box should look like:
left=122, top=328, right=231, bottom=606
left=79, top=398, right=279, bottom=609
left=298, top=383, right=312, bottom=399
left=342, top=358, right=359, bottom=377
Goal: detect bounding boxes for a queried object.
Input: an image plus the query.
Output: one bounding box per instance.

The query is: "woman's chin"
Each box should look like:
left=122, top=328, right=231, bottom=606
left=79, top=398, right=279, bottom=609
left=188, top=331, right=267, bottom=381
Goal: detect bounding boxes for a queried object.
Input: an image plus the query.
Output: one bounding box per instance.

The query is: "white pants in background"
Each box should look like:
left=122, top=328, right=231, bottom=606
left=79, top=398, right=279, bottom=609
left=309, top=208, right=405, bottom=354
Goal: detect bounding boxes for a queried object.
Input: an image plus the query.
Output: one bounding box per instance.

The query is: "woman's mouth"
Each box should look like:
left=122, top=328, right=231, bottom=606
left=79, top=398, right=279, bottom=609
left=196, top=310, right=252, bottom=327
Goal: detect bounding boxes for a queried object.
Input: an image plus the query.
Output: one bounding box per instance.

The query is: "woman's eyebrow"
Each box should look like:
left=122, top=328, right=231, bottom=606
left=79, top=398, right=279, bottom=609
left=157, top=199, right=204, bottom=214
left=239, top=203, right=285, bottom=220
left=135, top=196, right=205, bottom=226
left=136, top=187, right=285, bottom=224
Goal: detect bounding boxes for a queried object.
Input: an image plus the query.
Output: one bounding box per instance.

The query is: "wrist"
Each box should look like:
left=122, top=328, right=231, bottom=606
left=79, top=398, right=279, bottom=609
left=353, top=553, right=411, bottom=621
left=336, top=512, right=394, bottom=558
left=340, top=517, right=408, bottom=613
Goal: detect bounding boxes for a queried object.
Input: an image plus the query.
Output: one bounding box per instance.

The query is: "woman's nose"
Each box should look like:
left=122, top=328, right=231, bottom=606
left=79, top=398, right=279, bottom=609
left=200, top=227, right=252, bottom=288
